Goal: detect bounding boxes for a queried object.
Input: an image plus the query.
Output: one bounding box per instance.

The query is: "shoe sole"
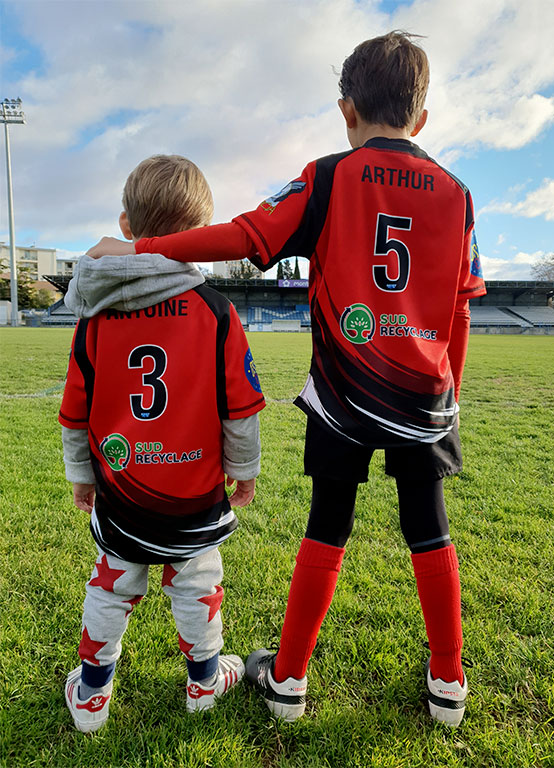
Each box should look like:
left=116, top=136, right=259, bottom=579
left=428, top=697, right=465, bottom=726
left=265, top=698, right=306, bottom=722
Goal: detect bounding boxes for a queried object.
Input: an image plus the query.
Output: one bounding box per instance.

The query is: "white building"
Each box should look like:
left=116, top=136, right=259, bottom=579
left=212, top=260, right=263, bottom=279
left=56, top=253, right=79, bottom=276
left=0, top=242, right=82, bottom=280
left=0, top=242, right=57, bottom=281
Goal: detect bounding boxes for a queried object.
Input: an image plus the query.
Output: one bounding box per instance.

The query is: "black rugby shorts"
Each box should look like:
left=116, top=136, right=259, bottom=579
left=303, top=416, right=462, bottom=483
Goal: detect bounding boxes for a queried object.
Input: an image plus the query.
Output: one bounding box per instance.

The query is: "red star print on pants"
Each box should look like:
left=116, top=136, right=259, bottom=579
left=124, top=595, right=143, bottom=618
left=178, top=634, right=195, bottom=660
left=88, top=554, right=126, bottom=593
left=198, top=584, right=224, bottom=622
left=162, top=564, right=179, bottom=588
left=78, top=626, right=108, bottom=665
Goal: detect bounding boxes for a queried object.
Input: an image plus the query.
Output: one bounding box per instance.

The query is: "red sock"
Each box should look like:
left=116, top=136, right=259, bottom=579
left=273, top=538, right=345, bottom=682
left=411, top=544, right=464, bottom=684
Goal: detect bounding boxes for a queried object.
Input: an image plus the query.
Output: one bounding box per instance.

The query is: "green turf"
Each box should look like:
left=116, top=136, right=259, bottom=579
left=1, top=328, right=552, bottom=768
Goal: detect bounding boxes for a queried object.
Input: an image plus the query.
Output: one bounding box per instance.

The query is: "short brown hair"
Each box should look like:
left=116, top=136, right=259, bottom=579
left=122, top=155, right=214, bottom=238
left=339, top=31, right=429, bottom=130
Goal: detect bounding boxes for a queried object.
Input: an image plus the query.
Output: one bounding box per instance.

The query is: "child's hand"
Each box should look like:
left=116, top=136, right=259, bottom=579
left=226, top=477, right=256, bottom=507
left=73, top=483, right=96, bottom=514
left=86, top=237, right=136, bottom=260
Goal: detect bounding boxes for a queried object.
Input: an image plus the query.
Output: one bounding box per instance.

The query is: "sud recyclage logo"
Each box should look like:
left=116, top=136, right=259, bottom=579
left=340, top=303, right=375, bottom=344
left=100, top=433, right=131, bottom=471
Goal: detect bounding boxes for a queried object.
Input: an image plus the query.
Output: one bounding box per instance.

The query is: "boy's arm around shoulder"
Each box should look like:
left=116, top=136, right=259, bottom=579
left=222, top=413, right=261, bottom=507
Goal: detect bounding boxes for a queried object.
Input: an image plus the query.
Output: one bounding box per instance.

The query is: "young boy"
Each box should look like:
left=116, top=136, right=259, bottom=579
left=60, top=155, right=265, bottom=733
left=86, top=33, right=486, bottom=726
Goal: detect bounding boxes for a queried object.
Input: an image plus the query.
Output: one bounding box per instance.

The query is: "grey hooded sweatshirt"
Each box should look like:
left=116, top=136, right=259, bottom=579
left=61, top=253, right=261, bottom=485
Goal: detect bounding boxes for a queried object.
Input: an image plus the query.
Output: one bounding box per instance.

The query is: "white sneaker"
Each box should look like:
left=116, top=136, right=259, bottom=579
left=186, top=654, right=245, bottom=712
left=65, top=666, right=112, bottom=733
left=426, top=661, right=467, bottom=726
left=245, top=649, right=307, bottom=722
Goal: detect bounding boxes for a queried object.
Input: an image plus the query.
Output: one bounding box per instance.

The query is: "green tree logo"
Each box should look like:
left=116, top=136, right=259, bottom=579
left=100, top=434, right=131, bottom=471
left=340, top=303, right=375, bottom=344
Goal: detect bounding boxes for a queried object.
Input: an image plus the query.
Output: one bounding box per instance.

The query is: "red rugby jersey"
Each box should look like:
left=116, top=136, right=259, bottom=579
left=233, top=138, right=486, bottom=446
left=59, top=284, right=265, bottom=562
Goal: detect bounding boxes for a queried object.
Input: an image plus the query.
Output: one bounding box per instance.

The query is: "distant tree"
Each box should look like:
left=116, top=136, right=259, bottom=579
left=229, top=259, right=259, bottom=279
left=0, top=262, right=56, bottom=309
left=277, top=261, right=284, bottom=280
left=531, top=253, right=554, bottom=281
left=281, top=259, right=294, bottom=279
left=293, top=256, right=301, bottom=279
left=33, top=288, right=55, bottom=309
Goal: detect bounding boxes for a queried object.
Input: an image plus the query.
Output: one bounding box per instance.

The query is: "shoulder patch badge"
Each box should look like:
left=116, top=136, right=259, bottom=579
left=260, top=181, right=306, bottom=214
left=470, top=231, right=483, bottom=278
left=244, top=348, right=262, bottom=392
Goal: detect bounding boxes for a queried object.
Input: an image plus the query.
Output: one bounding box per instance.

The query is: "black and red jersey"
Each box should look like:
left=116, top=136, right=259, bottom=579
left=59, top=284, right=265, bottom=563
left=233, top=137, right=486, bottom=446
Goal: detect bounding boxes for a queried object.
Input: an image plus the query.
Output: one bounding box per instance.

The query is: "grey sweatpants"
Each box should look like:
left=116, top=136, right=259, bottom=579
left=78, top=546, right=224, bottom=668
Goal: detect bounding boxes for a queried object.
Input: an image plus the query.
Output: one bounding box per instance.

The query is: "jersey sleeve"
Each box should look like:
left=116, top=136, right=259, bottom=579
left=232, top=162, right=317, bottom=271
left=457, top=195, right=487, bottom=299
left=58, top=321, right=90, bottom=429
left=135, top=222, right=255, bottom=264
left=223, top=305, right=266, bottom=419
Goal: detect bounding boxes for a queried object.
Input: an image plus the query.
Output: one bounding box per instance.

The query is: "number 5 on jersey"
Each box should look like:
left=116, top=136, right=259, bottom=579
left=373, top=213, right=412, bottom=292
left=128, top=344, right=168, bottom=420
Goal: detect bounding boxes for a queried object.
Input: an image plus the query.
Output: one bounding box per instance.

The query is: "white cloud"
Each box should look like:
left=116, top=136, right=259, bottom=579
left=1, top=0, right=553, bottom=280
left=512, top=250, right=544, bottom=265
left=480, top=179, right=554, bottom=221
left=393, top=0, right=554, bottom=155
left=480, top=252, right=542, bottom=279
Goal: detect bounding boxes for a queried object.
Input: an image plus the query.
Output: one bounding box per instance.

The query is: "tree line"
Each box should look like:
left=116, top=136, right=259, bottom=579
left=0, top=263, right=55, bottom=309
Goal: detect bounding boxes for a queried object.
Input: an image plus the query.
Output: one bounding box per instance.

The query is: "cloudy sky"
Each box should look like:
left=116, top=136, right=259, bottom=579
left=1, top=0, right=553, bottom=279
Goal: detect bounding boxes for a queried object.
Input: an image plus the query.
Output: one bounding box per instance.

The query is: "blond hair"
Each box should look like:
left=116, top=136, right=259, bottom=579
left=122, top=155, right=214, bottom=238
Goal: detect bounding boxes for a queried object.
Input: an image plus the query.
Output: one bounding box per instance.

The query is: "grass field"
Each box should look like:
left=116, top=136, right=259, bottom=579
left=1, top=328, right=553, bottom=768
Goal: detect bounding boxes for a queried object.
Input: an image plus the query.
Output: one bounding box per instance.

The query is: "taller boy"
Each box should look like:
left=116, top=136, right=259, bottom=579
left=88, top=33, right=486, bottom=726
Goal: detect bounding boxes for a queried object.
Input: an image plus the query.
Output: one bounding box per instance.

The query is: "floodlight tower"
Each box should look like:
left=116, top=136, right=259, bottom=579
left=1, top=98, right=26, bottom=327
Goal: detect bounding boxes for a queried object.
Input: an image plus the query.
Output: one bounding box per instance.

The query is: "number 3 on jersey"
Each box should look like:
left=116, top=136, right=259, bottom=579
left=128, top=345, right=168, bottom=420
left=373, top=213, right=412, bottom=292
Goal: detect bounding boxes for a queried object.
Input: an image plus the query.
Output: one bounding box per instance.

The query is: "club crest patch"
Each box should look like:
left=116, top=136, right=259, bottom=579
left=260, top=181, right=306, bottom=214
left=100, top=433, right=131, bottom=471
left=340, top=303, right=376, bottom=344
left=244, top=348, right=262, bottom=392
left=470, top=231, right=483, bottom=278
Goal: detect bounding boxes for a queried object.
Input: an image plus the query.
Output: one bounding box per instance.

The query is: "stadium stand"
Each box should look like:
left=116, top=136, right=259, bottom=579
left=41, top=297, right=78, bottom=327
left=507, top=306, right=554, bottom=326
left=247, top=306, right=311, bottom=327
left=469, top=306, right=531, bottom=327
left=39, top=274, right=554, bottom=334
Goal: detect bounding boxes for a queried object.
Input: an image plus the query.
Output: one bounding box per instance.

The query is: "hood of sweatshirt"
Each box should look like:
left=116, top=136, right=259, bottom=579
left=64, top=253, right=205, bottom=318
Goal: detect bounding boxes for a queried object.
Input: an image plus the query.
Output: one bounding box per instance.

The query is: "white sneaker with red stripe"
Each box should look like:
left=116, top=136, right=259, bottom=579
left=65, top=666, right=112, bottom=733
left=186, top=654, right=245, bottom=712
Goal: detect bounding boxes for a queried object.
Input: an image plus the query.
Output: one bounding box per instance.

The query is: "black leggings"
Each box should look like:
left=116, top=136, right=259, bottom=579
left=305, top=475, right=451, bottom=553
